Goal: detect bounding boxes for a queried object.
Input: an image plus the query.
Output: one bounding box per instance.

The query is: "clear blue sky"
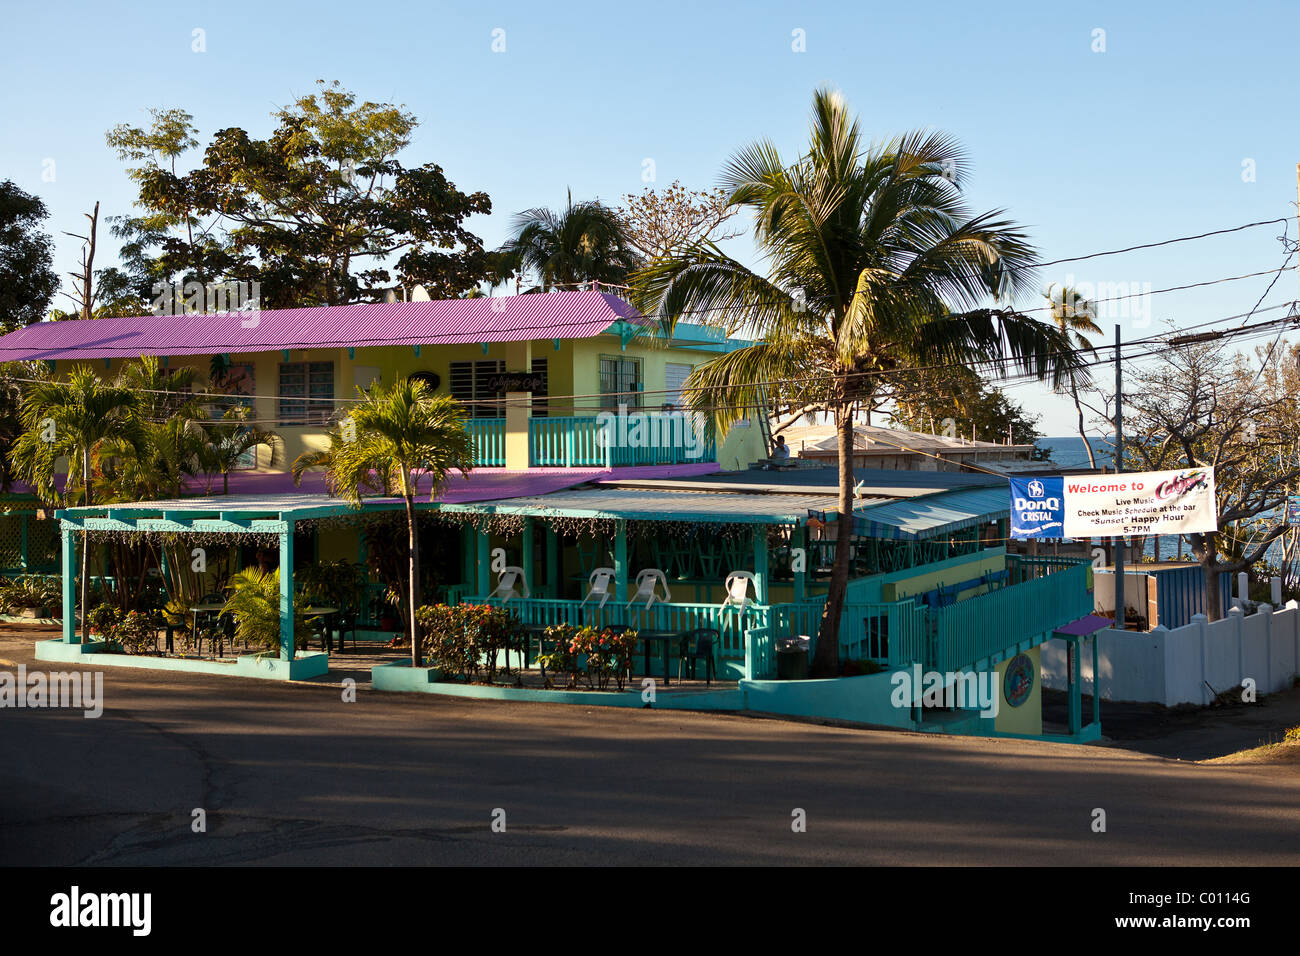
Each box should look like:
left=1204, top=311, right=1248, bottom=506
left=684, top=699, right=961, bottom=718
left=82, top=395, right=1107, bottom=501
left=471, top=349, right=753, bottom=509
left=3, top=0, right=1298, bottom=436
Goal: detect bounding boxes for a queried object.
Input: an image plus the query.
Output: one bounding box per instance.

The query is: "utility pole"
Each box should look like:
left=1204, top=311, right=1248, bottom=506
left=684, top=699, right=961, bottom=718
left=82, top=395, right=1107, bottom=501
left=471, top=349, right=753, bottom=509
left=1114, top=324, right=1125, bottom=631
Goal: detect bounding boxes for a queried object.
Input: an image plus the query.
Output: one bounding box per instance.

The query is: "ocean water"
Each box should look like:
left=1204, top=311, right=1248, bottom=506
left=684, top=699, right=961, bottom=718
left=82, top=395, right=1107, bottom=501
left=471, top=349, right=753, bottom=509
left=1036, top=435, right=1114, bottom=470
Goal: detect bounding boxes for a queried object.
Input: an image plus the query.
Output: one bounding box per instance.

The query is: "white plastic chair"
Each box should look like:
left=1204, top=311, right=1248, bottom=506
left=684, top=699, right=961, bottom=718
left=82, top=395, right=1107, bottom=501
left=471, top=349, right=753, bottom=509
left=489, top=566, right=529, bottom=602
left=581, top=567, right=615, bottom=608
left=720, top=570, right=757, bottom=612
left=627, top=568, right=672, bottom=609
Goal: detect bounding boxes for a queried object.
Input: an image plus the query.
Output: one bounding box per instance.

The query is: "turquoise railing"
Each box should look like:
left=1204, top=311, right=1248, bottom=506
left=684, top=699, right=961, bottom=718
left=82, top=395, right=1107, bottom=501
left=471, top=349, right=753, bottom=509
left=781, top=598, right=927, bottom=667
left=460, top=557, right=1092, bottom=676
left=929, top=560, right=1094, bottom=672
left=468, top=418, right=506, bottom=466
left=465, top=415, right=718, bottom=468
left=475, top=596, right=770, bottom=661
left=744, top=625, right=775, bottom=680
left=528, top=416, right=611, bottom=467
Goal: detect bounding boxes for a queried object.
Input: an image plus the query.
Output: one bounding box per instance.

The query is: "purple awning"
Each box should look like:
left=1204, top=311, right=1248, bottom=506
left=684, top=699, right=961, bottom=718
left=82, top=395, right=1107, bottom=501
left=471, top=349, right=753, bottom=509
left=0, top=290, right=645, bottom=361
left=1054, top=614, right=1114, bottom=636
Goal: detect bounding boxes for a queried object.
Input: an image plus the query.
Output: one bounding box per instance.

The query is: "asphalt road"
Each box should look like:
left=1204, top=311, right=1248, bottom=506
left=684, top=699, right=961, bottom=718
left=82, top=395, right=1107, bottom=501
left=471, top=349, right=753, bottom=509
left=2, top=633, right=1299, bottom=866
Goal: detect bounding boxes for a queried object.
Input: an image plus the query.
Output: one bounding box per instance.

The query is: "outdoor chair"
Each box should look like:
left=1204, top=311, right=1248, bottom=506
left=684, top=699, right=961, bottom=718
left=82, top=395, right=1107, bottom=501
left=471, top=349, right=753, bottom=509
left=719, top=571, right=757, bottom=613
left=489, top=566, right=530, bottom=602
left=581, top=567, right=615, bottom=609
left=627, top=568, right=671, bottom=609
left=331, top=609, right=359, bottom=653
left=678, top=627, right=720, bottom=685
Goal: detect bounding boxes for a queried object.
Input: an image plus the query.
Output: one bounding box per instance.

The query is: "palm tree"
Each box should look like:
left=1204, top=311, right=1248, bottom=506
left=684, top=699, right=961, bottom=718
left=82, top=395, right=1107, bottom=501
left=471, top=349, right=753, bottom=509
left=222, top=567, right=311, bottom=655
left=200, top=405, right=282, bottom=494
left=499, top=189, right=641, bottom=292
left=1043, top=283, right=1103, bottom=468
left=9, top=366, right=144, bottom=643
left=632, top=88, right=1081, bottom=676
left=291, top=380, right=474, bottom=667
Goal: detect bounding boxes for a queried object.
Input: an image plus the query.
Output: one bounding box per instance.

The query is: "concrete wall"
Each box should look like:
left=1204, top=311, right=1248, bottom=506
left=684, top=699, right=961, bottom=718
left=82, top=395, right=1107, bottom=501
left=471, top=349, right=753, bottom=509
left=1041, top=601, right=1300, bottom=706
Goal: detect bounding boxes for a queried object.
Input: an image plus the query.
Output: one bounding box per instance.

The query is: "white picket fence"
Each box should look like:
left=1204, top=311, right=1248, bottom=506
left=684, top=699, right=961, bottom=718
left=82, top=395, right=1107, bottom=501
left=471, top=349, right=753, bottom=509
left=1041, top=601, right=1300, bottom=706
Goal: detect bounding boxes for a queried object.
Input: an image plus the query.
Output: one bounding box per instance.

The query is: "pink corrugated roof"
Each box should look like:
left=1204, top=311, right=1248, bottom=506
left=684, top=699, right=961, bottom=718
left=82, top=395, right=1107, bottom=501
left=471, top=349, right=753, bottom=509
left=0, top=290, right=644, bottom=361
left=14, top=464, right=720, bottom=508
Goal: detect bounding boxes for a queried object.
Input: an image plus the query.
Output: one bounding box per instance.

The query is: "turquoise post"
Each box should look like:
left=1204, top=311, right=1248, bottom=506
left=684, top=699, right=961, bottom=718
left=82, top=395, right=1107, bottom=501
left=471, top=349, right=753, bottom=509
left=461, top=524, right=474, bottom=590
left=1068, top=636, right=1081, bottom=735
left=61, top=526, right=76, bottom=643
left=614, top=520, right=628, bottom=602
left=791, top=525, right=806, bottom=604
left=476, top=530, right=490, bottom=596
left=1091, top=633, right=1100, bottom=726
left=545, top=525, right=558, bottom=598
left=752, top=525, right=768, bottom=604
left=19, top=513, right=29, bottom=571
left=279, top=523, right=295, bottom=661
left=521, top=518, right=534, bottom=595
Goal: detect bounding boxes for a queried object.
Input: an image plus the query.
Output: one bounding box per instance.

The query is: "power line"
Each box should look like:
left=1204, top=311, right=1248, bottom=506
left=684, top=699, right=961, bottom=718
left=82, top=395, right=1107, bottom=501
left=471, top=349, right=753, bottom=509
left=3, top=217, right=1291, bottom=354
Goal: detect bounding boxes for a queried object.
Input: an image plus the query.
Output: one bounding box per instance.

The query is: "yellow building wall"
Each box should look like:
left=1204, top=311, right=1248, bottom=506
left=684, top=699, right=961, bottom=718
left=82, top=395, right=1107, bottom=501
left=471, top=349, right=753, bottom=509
left=994, top=646, right=1042, bottom=735
left=880, top=550, right=1006, bottom=603
left=57, top=328, right=767, bottom=472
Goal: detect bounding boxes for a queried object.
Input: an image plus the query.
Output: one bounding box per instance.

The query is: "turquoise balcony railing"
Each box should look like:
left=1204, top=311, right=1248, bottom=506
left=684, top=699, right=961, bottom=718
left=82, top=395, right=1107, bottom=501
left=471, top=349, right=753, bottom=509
left=528, top=416, right=611, bottom=467
left=468, top=418, right=506, bottom=466
left=466, top=415, right=718, bottom=468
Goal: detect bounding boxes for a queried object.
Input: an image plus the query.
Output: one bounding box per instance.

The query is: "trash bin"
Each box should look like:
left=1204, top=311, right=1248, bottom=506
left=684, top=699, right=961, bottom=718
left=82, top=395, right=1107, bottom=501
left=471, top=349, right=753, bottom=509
left=776, top=636, right=810, bottom=680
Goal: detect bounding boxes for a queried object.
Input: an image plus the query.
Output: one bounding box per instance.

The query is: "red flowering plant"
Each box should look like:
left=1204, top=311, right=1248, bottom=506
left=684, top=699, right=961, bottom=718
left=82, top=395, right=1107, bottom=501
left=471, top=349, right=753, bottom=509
left=417, top=603, right=522, bottom=683
left=537, top=623, right=580, bottom=688
left=571, top=626, right=640, bottom=691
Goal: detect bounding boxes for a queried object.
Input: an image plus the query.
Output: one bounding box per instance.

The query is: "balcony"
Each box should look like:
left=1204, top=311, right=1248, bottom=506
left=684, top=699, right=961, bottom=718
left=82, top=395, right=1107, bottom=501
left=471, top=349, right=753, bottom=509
left=467, top=414, right=717, bottom=468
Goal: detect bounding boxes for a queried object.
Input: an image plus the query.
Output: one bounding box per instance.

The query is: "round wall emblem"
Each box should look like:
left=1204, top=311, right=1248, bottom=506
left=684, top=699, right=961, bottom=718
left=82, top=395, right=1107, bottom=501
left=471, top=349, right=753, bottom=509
left=1003, top=654, right=1034, bottom=708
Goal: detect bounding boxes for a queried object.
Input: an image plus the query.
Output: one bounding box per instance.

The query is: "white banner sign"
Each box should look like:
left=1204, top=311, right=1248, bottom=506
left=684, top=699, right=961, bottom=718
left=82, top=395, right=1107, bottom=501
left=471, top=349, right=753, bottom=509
left=1061, top=468, right=1217, bottom=538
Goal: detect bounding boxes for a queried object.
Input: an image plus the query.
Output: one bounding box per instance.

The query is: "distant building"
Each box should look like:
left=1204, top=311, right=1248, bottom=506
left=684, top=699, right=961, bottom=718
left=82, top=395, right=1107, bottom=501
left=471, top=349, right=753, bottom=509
left=775, top=422, right=1047, bottom=474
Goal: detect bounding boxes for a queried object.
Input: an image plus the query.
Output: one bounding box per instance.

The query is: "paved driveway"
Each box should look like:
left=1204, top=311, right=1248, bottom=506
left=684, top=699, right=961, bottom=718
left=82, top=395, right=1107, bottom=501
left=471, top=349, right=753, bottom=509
left=2, top=631, right=1298, bottom=866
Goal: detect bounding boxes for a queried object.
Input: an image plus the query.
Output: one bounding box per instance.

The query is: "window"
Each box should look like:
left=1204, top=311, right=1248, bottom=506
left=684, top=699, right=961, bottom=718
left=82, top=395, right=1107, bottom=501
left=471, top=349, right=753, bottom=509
left=278, top=361, right=335, bottom=424
left=663, top=362, right=693, bottom=410
left=449, top=358, right=548, bottom=418
left=599, top=355, right=641, bottom=409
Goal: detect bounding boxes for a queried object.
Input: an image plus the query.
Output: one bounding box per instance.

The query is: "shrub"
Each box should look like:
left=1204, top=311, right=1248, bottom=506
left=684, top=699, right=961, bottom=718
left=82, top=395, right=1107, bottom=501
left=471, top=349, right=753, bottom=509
left=222, top=568, right=312, bottom=654
left=0, top=575, right=61, bottom=614
left=416, top=603, right=521, bottom=682
left=571, top=627, right=639, bottom=691
left=86, top=604, right=158, bottom=654
left=538, top=624, right=639, bottom=690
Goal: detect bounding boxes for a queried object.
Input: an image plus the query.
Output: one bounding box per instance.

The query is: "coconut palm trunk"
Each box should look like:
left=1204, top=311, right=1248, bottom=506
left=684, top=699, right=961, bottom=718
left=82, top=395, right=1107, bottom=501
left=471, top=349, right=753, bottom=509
left=815, top=397, right=857, bottom=674
left=402, top=473, right=422, bottom=667
left=81, top=448, right=90, bottom=644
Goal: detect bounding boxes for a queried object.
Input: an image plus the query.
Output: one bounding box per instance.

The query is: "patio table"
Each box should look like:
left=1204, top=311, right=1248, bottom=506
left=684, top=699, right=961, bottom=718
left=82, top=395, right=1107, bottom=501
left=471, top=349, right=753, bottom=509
left=190, top=602, right=227, bottom=655
left=304, top=606, right=339, bottom=652
left=637, top=629, right=682, bottom=687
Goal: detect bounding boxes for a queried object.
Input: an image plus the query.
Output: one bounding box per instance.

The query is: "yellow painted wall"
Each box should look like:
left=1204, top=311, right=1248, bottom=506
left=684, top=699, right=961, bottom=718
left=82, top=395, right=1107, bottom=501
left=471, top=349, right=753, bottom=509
left=880, top=550, right=1006, bottom=603
left=59, top=328, right=765, bottom=472
left=994, top=646, right=1042, bottom=735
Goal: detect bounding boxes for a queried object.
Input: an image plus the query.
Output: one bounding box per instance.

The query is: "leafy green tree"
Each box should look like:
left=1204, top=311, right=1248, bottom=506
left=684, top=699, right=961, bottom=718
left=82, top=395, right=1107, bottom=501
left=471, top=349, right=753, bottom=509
left=500, top=189, right=640, bottom=292
left=0, top=180, right=59, bottom=333
left=106, top=107, right=247, bottom=310
left=204, top=81, right=492, bottom=305
left=291, top=380, right=474, bottom=666
left=887, top=365, right=1043, bottom=446
left=633, top=88, right=1078, bottom=676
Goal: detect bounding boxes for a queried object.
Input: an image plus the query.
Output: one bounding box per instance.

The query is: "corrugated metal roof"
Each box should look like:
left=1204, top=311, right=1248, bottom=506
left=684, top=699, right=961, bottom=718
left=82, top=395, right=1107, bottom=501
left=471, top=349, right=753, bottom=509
left=811, top=485, right=1010, bottom=540
left=0, top=290, right=643, bottom=361
left=441, top=487, right=846, bottom=524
